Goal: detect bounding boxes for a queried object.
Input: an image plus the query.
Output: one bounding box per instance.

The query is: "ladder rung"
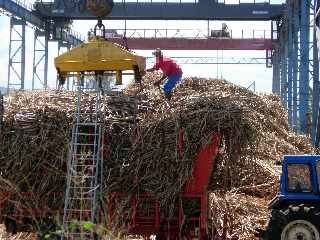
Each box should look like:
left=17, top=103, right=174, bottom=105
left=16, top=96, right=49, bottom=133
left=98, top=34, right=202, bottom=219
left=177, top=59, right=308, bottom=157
left=66, top=209, right=92, bottom=212
left=72, top=154, right=96, bottom=157
left=64, top=233, right=93, bottom=237
left=71, top=175, right=95, bottom=179
left=70, top=186, right=95, bottom=188
left=78, top=112, right=99, bottom=114
left=73, top=143, right=96, bottom=146
left=72, top=155, right=96, bottom=159
left=73, top=163, right=96, bottom=166
left=69, top=197, right=93, bottom=200
left=75, top=123, right=100, bottom=126
left=76, top=133, right=99, bottom=136
left=80, top=87, right=98, bottom=90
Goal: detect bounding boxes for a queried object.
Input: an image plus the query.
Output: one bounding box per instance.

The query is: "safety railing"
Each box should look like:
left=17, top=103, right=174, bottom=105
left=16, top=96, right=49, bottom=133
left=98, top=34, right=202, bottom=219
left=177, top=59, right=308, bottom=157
left=106, top=28, right=271, bottom=40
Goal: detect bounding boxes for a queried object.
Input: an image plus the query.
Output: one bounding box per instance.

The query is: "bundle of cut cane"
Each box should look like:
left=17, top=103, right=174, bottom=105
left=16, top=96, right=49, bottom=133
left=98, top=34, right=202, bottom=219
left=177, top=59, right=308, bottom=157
left=0, top=74, right=314, bottom=239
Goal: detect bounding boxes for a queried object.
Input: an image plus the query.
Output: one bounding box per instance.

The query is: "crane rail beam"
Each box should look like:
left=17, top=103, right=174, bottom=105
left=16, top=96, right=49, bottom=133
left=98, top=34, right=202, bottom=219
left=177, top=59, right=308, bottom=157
left=33, top=0, right=286, bottom=20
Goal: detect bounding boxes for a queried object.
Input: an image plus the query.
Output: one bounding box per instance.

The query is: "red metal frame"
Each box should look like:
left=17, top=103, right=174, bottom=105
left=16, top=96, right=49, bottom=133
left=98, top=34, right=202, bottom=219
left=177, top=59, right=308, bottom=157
left=108, top=132, right=221, bottom=239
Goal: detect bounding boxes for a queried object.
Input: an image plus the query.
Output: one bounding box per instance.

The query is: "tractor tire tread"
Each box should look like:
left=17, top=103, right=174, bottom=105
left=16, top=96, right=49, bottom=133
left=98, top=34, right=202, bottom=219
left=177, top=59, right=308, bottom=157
left=264, top=204, right=320, bottom=240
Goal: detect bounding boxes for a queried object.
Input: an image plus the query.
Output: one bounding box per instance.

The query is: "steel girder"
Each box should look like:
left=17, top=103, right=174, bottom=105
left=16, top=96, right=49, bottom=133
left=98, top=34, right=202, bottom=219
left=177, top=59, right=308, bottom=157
left=33, top=0, right=285, bottom=20
left=7, top=17, right=26, bottom=93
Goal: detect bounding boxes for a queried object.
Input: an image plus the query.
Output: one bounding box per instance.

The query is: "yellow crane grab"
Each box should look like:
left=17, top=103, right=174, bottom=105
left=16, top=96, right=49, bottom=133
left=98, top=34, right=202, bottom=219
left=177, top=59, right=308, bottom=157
left=54, top=36, right=146, bottom=86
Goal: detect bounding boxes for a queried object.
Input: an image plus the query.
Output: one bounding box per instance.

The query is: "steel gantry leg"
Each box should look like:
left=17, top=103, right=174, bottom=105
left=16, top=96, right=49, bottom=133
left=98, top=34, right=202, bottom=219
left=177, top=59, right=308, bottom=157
left=292, top=0, right=299, bottom=132
left=299, top=0, right=311, bottom=133
left=312, top=0, right=320, bottom=144
left=312, top=28, right=319, bottom=143
left=32, top=29, right=49, bottom=90
left=7, top=17, right=26, bottom=93
left=287, top=1, right=294, bottom=127
left=280, top=25, right=288, bottom=108
left=57, top=40, right=72, bottom=89
left=272, top=20, right=281, bottom=95
left=272, top=47, right=281, bottom=94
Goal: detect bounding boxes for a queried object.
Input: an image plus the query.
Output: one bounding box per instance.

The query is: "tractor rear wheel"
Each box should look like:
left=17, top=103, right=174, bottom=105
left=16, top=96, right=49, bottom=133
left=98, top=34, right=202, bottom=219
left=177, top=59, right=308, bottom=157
left=264, top=205, right=320, bottom=240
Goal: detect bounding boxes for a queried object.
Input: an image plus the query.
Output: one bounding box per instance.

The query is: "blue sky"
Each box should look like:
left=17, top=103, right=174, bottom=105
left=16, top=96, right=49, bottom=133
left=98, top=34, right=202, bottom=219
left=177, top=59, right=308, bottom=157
left=0, top=0, right=286, bottom=92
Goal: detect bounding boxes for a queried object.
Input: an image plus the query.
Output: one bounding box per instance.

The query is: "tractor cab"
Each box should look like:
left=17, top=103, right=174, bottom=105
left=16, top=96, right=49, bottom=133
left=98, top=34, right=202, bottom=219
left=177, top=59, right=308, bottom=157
left=269, top=155, right=320, bottom=210
left=262, top=155, right=320, bottom=240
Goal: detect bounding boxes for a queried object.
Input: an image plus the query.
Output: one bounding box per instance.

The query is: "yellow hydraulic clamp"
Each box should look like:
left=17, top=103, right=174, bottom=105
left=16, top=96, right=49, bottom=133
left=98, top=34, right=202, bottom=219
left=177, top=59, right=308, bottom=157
left=54, top=36, right=146, bottom=86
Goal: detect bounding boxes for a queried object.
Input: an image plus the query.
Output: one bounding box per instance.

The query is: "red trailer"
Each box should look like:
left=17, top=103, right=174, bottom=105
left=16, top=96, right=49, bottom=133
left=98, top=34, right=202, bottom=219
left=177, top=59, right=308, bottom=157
left=0, top=132, right=221, bottom=239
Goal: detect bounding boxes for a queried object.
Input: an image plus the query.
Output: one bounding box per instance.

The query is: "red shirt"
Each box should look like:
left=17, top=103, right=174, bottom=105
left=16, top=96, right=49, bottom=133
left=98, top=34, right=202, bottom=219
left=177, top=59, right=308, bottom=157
left=153, top=57, right=182, bottom=76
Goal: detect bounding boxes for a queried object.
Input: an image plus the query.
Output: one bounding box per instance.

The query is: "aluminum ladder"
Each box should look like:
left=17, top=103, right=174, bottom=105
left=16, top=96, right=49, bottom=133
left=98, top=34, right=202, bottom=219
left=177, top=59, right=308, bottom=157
left=62, top=75, right=104, bottom=240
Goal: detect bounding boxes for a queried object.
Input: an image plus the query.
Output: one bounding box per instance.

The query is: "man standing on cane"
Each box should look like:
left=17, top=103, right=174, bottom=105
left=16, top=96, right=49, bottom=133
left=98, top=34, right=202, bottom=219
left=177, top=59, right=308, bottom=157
left=145, top=48, right=183, bottom=101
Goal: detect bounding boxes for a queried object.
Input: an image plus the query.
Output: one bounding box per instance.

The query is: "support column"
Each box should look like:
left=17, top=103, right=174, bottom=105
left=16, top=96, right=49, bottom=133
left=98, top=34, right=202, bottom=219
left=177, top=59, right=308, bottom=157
left=292, top=0, right=299, bottom=131
left=287, top=1, right=294, bottom=127
left=32, top=29, right=49, bottom=90
left=272, top=48, right=281, bottom=94
left=280, top=26, right=288, bottom=108
left=314, top=0, right=320, bottom=145
left=7, top=17, right=26, bottom=93
left=312, top=28, right=319, bottom=142
left=299, top=0, right=311, bottom=133
left=57, top=40, right=71, bottom=89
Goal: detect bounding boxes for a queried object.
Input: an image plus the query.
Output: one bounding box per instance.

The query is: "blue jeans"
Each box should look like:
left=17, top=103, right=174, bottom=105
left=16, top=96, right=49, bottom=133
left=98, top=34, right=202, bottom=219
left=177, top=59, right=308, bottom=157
left=163, top=73, right=182, bottom=93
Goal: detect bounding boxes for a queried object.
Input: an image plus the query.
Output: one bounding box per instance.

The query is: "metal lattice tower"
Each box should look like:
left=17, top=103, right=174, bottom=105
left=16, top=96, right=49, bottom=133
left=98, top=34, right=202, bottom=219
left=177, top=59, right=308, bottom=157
left=7, top=17, right=25, bottom=93
left=32, top=29, right=49, bottom=90
left=63, top=74, right=104, bottom=240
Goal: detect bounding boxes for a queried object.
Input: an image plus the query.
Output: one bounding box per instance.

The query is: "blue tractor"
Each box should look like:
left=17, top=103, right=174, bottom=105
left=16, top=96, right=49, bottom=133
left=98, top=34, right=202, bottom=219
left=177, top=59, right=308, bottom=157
left=261, top=155, right=320, bottom=240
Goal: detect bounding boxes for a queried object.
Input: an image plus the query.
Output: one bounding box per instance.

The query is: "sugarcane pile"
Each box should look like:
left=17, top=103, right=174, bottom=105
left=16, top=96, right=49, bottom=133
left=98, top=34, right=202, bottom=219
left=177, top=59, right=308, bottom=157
left=0, top=74, right=314, bottom=239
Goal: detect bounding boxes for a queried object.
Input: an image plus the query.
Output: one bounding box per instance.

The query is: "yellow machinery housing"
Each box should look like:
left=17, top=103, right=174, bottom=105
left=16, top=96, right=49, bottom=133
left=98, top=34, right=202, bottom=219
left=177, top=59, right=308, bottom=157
left=54, top=36, right=146, bottom=86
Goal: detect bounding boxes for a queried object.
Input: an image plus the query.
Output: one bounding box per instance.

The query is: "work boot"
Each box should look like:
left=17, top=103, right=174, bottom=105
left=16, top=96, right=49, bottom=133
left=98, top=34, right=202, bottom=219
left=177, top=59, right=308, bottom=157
left=165, top=92, right=172, bottom=101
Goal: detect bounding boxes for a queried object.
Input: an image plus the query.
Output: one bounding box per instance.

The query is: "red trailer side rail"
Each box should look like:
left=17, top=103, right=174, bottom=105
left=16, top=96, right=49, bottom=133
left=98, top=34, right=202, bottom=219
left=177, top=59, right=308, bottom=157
left=108, top=132, right=221, bottom=239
